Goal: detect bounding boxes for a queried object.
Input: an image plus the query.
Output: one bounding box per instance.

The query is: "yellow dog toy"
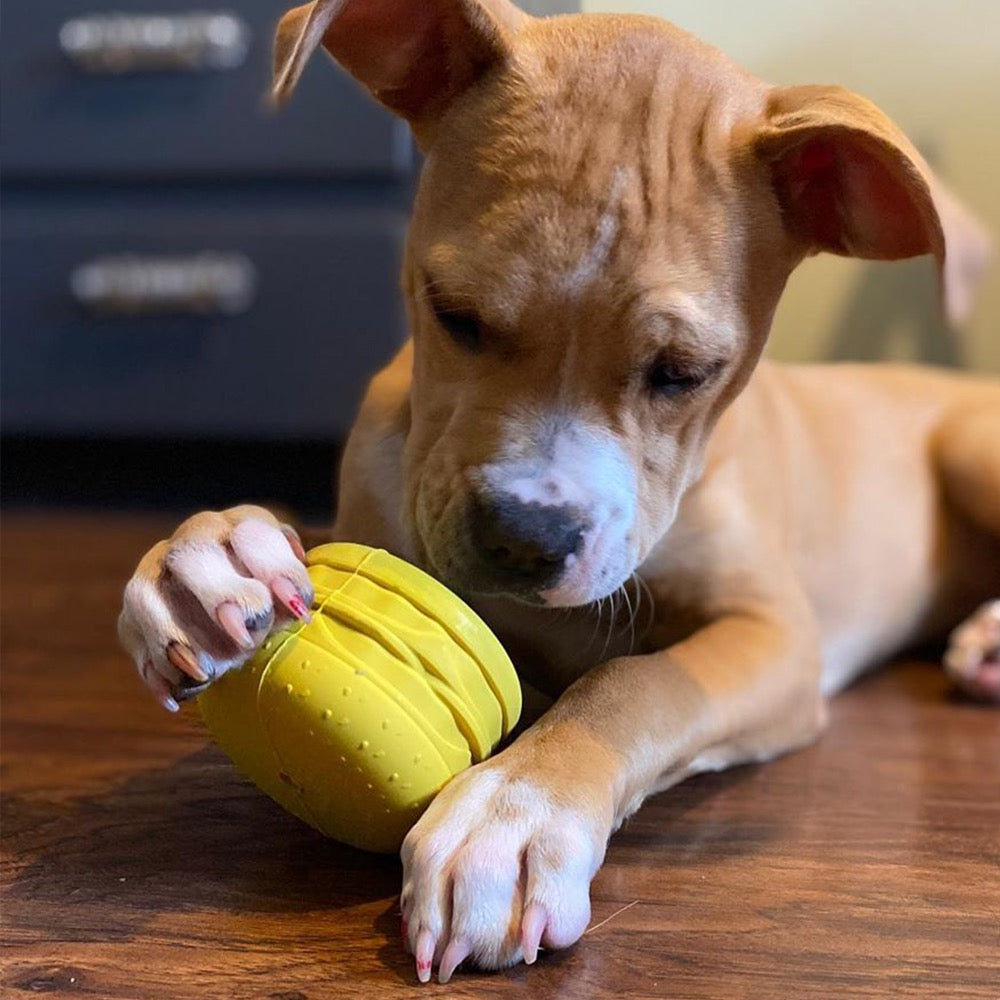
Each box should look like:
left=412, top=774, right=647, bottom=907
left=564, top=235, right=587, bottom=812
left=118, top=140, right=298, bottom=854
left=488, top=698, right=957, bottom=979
left=199, top=543, right=522, bottom=853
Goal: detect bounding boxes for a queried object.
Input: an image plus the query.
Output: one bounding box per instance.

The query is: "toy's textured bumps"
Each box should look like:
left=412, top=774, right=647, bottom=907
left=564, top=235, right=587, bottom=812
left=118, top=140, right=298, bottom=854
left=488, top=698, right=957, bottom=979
left=199, top=543, right=522, bottom=852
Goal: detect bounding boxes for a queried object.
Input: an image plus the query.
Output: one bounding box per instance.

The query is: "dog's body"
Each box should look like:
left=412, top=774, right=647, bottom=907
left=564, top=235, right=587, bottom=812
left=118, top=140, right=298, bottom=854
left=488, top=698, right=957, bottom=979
left=119, top=0, right=999, bottom=984
left=340, top=346, right=999, bottom=699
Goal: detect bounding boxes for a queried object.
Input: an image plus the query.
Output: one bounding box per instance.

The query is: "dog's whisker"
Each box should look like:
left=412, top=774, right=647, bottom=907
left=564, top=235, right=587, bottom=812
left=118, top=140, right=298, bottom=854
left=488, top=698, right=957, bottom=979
left=587, top=596, right=605, bottom=650
left=600, top=590, right=618, bottom=661
left=622, top=578, right=636, bottom=654
left=634, top=571, right=656, bottom=641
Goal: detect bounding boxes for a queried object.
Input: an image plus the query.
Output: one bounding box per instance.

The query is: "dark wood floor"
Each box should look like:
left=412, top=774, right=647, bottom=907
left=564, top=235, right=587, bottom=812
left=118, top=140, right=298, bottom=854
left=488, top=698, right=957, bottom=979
left=2, top=511, right=998, bottom=999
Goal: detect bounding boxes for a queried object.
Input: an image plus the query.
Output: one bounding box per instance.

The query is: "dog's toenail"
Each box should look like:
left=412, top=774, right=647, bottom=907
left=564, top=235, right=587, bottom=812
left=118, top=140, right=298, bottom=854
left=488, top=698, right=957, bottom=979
left=245, top=609, right=274, bottom=633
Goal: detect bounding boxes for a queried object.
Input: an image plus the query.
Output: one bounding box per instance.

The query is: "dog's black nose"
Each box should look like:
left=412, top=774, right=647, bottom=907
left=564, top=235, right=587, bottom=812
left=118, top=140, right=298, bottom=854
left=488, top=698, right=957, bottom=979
left=469, top=493, right=584, bottom=584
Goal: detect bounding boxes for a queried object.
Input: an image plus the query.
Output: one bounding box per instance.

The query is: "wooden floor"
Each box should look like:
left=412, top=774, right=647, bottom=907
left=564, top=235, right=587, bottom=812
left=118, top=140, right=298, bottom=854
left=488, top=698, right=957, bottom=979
left=2, top=511, right=998, bottom=1000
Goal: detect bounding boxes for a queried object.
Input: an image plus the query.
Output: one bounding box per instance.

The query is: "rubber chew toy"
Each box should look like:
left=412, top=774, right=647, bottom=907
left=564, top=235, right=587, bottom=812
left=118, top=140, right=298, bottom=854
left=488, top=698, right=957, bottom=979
left=198, top=543, right=522, bottom=853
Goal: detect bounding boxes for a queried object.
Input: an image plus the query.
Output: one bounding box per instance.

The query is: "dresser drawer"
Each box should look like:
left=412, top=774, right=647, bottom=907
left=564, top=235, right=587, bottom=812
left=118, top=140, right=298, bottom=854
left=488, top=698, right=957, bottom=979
left=0, top=0, right=412, bottom=180
left=1, top=191, right=408, bottom=437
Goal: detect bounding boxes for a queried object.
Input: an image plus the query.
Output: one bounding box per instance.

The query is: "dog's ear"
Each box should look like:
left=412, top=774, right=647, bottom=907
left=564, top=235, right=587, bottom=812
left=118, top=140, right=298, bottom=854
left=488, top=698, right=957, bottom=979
left=273, top=0, right=526, bottom=139
left=753, top=84, right=993, bottom=327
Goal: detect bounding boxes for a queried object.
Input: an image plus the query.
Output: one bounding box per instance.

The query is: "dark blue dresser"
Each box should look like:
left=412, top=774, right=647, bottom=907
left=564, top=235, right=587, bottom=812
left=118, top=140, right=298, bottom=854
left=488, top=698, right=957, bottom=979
left=0, top=0, right=575, bottom=512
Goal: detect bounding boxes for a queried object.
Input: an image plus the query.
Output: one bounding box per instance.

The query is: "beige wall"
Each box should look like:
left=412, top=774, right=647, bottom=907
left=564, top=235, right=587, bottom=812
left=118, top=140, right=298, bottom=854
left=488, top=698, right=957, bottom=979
left=583, top=0, right=1000, bottom=372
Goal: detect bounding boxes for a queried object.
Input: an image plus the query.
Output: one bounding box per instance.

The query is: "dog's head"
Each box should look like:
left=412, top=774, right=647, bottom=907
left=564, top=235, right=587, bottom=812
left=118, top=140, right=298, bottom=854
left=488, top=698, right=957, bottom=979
left=276, top=0, right=991, bottom=607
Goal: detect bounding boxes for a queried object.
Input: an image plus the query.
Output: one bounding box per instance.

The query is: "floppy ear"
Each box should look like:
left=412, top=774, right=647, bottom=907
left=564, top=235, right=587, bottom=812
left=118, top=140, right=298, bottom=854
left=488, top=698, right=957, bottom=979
left=273, top=0, right=526, bottom=136
left=754, top=85, right=993, bottom=327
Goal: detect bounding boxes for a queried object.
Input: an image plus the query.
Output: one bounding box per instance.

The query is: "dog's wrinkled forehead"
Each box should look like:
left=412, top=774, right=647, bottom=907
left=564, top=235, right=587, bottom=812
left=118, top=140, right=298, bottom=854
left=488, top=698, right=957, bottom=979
left=413, top=16, right=757, bottom=309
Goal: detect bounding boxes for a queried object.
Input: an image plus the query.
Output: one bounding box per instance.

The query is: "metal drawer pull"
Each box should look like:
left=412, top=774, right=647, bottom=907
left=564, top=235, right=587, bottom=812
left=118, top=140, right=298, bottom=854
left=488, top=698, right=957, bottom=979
left=59, top=12, right=250, bottom=75
left=70, top=253, right=258, bottom=316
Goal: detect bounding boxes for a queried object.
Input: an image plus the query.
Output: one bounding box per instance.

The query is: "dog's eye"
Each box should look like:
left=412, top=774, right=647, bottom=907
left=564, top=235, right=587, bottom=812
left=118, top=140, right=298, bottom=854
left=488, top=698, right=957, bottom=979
left=423, top=275, right=484, bottom=352
left=646, top=360, right=707, bottom=398
left=434, top=305, right=483, bottom=352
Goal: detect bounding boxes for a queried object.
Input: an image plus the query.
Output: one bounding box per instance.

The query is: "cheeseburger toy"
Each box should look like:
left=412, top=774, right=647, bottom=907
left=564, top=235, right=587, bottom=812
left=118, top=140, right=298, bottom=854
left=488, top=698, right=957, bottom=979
left=198, top=543, right=522, bottom=853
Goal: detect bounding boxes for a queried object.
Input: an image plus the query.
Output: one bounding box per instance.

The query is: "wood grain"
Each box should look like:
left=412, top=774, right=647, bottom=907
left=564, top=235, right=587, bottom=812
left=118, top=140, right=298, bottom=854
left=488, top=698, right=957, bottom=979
left=2, top=511, right=998, bottom=999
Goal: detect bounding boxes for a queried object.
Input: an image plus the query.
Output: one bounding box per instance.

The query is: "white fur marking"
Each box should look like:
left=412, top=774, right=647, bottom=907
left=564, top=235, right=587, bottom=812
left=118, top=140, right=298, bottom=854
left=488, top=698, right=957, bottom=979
left=561, top=167, right=628, bottom=296
left=481, top=415, right=637, bottom=606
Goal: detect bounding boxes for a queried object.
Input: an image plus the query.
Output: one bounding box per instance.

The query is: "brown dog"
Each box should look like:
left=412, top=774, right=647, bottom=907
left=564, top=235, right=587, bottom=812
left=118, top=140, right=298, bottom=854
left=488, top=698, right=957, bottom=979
left=119, top=0, right=999, bottom=984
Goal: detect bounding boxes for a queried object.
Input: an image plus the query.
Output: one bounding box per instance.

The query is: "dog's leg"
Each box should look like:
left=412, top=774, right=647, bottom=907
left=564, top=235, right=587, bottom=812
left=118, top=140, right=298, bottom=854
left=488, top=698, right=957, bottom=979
left=937, top=408, right=1000, bottom=539
left=401, top=600, right=825, bottom=980
left=936, top=408, right=1000, bottom=701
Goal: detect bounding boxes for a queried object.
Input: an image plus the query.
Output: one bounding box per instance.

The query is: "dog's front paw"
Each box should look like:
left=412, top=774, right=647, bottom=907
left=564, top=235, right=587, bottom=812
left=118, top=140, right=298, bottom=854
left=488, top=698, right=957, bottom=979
left=945, top=600, right=1000, bottom=702
left=118, top=505, right=313, bottom=710
left=400, top=745, right=610, bottom=983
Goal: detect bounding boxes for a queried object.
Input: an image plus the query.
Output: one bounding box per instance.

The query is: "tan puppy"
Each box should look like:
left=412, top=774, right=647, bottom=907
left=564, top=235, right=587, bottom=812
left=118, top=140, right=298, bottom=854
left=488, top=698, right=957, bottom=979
left=118, top=0, right=1000, bottom=984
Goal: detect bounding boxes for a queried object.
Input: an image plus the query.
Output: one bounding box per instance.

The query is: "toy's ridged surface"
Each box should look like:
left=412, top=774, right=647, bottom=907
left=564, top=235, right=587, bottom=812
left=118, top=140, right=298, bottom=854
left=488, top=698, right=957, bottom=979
left=199, top=543, right=521, bottom=853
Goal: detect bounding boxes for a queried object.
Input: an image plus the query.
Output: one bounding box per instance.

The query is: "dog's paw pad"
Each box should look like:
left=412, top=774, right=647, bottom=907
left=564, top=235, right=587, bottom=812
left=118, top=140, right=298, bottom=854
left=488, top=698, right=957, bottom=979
left=944, top=601, right=1000, bottom=703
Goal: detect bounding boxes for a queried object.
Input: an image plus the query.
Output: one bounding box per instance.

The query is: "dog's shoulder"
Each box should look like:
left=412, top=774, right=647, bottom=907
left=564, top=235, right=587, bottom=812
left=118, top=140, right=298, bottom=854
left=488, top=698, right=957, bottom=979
left=333, top=342, right=413, bottom=555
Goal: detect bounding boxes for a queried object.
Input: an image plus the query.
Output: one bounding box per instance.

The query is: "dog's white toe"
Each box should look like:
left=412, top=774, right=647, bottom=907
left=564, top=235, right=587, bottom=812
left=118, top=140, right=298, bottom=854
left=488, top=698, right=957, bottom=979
left=944, top=600, right=1000, bottom=702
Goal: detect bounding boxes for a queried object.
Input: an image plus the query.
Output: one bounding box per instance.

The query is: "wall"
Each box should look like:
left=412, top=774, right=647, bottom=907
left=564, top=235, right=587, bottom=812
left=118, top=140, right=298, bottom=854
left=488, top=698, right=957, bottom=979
left=583, top=0, right=999, bottom=372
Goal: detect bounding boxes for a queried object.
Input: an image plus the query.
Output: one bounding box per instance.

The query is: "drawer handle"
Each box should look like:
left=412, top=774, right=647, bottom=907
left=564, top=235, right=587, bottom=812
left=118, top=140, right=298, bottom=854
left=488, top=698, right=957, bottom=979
left=70, top=253, right=258, bottom=316
left=59, top=12, right=250, bottom=75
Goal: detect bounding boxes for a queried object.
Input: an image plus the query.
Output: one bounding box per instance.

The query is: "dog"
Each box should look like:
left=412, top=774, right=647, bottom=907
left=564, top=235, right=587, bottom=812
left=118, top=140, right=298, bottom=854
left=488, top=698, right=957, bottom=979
left=118, top=0, right=1000, bottom=984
